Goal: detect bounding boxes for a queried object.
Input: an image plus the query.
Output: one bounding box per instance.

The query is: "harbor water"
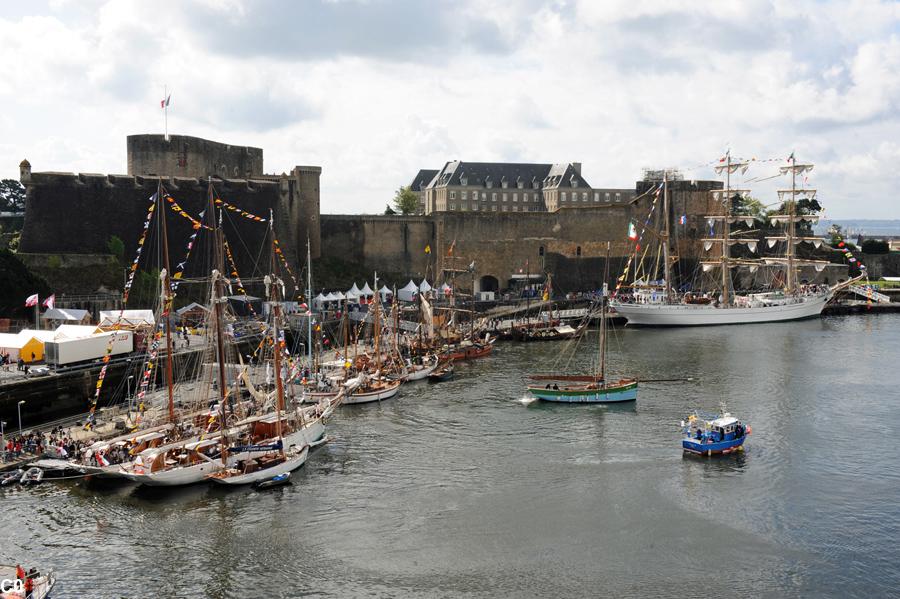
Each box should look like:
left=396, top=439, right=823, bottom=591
left=2, top=314, right=899, bottom=597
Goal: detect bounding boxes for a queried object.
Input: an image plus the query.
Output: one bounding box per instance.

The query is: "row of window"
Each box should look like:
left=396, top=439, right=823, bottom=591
left=447, top=204, right=540, bottom=212
left=446, top=190, right=625, bottom=202
left=458, top=178, right=540, bottom=190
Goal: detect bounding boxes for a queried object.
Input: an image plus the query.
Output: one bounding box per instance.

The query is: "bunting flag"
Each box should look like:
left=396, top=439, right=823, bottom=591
left=165, top=195, right=213, bottom=230
left=123, top=194, right=157, bottom=304
left=171, top=210, right=205, bottom=291
left=679, top=215, right=687, bottom=225
left=614, top=183, right=663, bottom=296
left=271, top=236, right=300, bottom=296
left=224, top=238, right=258, bottom=316
left=214, top=197, right=267, bottom=222
left=424, top=244, right=431, bottom=254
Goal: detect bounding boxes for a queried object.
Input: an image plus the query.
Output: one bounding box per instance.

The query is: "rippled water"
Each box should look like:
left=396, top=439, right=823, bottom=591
left=3, top=314, right=900, bottom=598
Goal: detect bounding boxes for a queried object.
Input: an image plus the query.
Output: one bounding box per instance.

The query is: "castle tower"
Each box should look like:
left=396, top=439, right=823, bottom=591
left=284, top=166, right=321, bottom=259
left=19, top=159, right=31, bottom=183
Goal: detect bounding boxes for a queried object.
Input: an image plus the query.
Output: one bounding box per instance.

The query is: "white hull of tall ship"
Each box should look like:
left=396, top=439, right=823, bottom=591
left=208, top=444, right=310, bottom=486
left=343, top=380, right=402, bottom=405
left=611, top=291, right=831, bottom=326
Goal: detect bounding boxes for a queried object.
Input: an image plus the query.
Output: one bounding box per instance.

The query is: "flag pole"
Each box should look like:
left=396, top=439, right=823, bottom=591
left=164, top=84, right=169, bottom=142
left=35, top=295, right=39, bottom=330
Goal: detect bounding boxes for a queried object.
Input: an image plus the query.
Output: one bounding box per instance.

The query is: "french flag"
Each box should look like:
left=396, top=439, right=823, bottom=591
left=160, top=94, right=171, bottom=108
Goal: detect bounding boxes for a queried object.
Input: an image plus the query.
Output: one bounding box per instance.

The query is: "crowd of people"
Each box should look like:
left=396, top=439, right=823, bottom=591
left=1, top=426, right=87, bottom=463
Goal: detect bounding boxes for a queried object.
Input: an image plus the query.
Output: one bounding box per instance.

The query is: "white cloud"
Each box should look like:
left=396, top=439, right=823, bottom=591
left=1, top=0, right=899, bottom=218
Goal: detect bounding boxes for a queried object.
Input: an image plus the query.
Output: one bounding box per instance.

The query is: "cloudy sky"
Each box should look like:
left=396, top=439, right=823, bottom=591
left=2, top=0, right=899, bottom=217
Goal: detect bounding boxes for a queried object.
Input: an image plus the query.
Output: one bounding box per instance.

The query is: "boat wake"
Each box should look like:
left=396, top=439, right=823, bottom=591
left=519, top=394, right=538, bottom=406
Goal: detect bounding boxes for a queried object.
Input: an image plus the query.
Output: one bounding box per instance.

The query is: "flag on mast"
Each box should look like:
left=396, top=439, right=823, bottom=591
left=627, top=222, right=638, bottom=240
left=160, top=95, right=171, bottom=108
left=25, top=294, right=39, bottom=307
left=42, top=294, right=55, bottom=309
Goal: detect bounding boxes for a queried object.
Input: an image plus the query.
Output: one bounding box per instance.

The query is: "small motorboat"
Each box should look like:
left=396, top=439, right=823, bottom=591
left=428, top=363, right=454, bottom=382
left=253, top=471, right=292, bottom=490
left=20, top=467, right=44, bottom=485
left=0, top=564, right=56, bottom=599
left=681, top=408, right=751, bottom=456
left=1, top=469, right=24, bottom=486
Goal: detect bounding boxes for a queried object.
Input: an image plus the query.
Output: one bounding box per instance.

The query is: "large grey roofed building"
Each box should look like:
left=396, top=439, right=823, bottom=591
left=419, top=160, right=634, bottom=214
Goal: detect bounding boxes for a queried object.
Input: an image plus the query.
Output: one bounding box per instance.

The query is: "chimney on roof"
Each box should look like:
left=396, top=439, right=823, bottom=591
left=571, top=162, right=582, bottom=175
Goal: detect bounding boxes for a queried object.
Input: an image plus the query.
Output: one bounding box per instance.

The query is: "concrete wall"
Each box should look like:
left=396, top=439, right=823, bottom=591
left=127, top=134, right=264, bottom=179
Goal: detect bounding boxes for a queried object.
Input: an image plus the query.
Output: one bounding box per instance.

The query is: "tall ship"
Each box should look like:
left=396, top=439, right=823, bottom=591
left=610, top=153, right=853, bottom=326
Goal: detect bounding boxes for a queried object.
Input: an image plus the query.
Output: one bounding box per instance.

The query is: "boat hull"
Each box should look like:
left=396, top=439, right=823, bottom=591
left=209, top=445, right=309, bottom=486
left=343, top=381, right=401, bottom=405
left=527, top=380, right=637, bottom=403
left=610, top=292, right=830, bottom=326
left=682, top=434, right=747, bottom=455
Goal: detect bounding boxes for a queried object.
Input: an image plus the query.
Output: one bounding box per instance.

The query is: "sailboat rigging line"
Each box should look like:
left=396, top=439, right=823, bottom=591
left=221, top=206, right=269, bottom=282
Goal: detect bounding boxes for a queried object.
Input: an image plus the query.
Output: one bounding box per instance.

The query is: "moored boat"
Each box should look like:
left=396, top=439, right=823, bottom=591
left=526, top=243, right=638, bottom=404
left=681, top=409, right=750, bottom=456
left=428, top=363, right=454, bottom=382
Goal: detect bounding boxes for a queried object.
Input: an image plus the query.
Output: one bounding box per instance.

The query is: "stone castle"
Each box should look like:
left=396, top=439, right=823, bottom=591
left=18, top=134, right=731, bottom=297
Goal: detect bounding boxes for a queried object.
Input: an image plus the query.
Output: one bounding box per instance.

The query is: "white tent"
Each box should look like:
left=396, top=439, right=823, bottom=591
left=419, top=279, right=433, bottom=293
left=99, top=309, right=155, bottom=327
left=333, top=291, right=346, bottom=301
left=42, top=308, right=90, bottom=323
left=398, top=280, right=419, bottom=302
left=346, top=283, right=361, bottom=296
left=379, top=285, right=392, bottom=300
left=439, top=283, right=453, bottom=295
left=360, top=282, right=374, bottom=296
left=312, top=293, right=327, bottom=308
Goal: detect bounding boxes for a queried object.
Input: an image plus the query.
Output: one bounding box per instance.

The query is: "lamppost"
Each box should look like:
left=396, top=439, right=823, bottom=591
left=127, top=375, right=134, bottom=398
left=17, top=400, right=25, bottom=437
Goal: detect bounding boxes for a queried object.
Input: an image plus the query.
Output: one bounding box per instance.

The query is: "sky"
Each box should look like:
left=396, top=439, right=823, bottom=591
left=2, top=0, right=900, bottom=218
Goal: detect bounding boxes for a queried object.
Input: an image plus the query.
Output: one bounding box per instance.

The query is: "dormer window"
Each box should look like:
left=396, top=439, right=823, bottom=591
left=459, top=172, right=467, bottom=186
left=486, top=176, right=493, bottom=189
left=571, top=174, right=578, bottom=188
left=501, top=176, right=508, bottom=189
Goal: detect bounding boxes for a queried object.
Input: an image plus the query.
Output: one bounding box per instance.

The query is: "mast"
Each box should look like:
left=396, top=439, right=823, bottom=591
left=373, top=273, right=381, bottom=373
left=471, top=262, right=476, bottom=342
left=269, top=222, right=286, bottom=458
left=662, top=171, right=672, bottom=301
left=787, top=153, right=797, bottom=294
left=721, top=152, right=732, bottom=306
left=209, top=182, right=229, bottom=465
left=525, top=259, right=530, bottom=328
left=306, top=238, right=313, bottom=371
left=157, top=179, right=176, bottom=424
left=599, top=242, right=611, bottom=383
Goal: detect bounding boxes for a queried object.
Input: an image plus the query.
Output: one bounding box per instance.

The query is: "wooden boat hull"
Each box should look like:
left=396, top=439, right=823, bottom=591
left=404, top=360, right=438, bottom=381
left=123, top=416, right=326, bottom=486
left=343, top=380, right=401, bottom=405
left=527, top=380, right=637, bottom=403
left=428, top=367, right=453, bottom=382
left=443, top=343, right=493, bottom=362
left=209, top=445, right=309, bottom=486
left=683, top=433, right=748, bottom=456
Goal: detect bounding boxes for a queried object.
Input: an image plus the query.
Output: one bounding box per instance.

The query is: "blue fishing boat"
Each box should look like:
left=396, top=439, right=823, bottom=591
left=681, top=409, right=750, bottom=456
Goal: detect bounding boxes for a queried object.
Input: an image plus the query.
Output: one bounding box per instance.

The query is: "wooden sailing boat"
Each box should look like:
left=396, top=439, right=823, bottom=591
left=526, top=244, right=637, bottom=403
left=208, top=222, right=314, bottom=485
left=610, top=154, right=856, bottom=326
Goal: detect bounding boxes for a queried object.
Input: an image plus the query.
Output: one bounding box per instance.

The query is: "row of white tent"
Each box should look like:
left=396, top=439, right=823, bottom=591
left=312, top=280, right=453, bottom=307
